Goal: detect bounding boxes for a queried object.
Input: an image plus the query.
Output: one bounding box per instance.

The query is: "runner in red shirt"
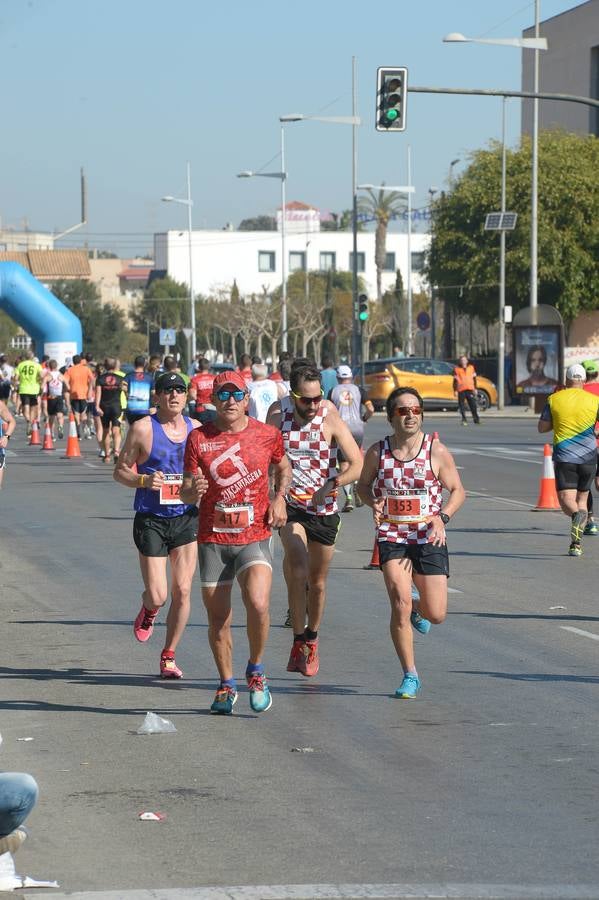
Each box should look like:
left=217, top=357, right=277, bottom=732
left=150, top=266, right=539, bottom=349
left=181, top=370, right=291, bottom=715
left=188, top=357, right=215, bottom=425
left=237, top=354, right=253, bottom=384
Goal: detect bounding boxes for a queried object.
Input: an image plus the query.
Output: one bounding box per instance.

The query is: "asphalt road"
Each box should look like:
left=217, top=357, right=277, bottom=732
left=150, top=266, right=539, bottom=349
left=1, top=411, right=598, bottom=899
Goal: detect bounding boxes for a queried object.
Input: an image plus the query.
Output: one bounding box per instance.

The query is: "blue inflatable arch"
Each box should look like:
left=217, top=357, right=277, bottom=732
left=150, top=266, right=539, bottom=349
left=0, top=262, right=82, bottom=366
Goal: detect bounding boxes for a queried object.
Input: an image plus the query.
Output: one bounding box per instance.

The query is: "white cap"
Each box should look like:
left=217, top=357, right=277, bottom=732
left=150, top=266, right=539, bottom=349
left=336, top=365, right=353, bottom=378
left=566, top=364, right=587, bottom=381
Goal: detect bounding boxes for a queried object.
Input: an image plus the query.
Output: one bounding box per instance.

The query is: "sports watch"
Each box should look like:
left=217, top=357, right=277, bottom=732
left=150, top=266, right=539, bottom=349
left=439, top=512, right=450, bottom=525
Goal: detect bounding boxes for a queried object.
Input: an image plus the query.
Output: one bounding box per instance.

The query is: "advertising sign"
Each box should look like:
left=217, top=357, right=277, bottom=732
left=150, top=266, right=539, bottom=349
left=514, top=326, right=561, bottom=396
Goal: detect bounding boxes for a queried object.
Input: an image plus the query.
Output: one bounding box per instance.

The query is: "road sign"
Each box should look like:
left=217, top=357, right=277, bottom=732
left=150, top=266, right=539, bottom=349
left=416, top=311, right=431, bottom=331
left=159, top=328, right=177, bottom=347
left=182, top=328, right=193, bottom=339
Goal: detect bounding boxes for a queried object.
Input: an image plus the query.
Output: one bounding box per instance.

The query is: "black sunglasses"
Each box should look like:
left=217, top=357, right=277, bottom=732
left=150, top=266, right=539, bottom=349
left=161, top=385, right=187, bottom=395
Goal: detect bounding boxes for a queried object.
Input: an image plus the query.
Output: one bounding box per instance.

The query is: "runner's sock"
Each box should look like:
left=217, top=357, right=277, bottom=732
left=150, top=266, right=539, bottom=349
left=304, top=628, right=318, bottom=642
left=221, top=677, right=236, bottom=690
left=294, top=633, right=305, bottom=643
left=161, top=649, right=175, bottom=660
left=405, top=668, right=418, bottom=677
left=246, top=661, right=264, bottom=677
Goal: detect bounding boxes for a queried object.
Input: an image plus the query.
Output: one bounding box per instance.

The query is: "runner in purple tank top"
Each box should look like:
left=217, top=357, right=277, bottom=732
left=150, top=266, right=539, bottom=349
left=114, top=372, right=207, bottom=679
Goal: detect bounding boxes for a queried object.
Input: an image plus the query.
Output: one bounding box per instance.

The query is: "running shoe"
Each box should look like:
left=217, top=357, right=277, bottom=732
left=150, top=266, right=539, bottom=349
left=284, top=608, right=292, bottom=627
left=210, top=685, right=238, bottom=715
left=58, top=425, right=64, bottom=439
left=395, top=673, right=421, bottom=699
left=287, top=639, right=319, bottom=677
left=247, top=672, right=272, bottom=712
left=99, top=449, right=106, bottom=458
left=584, top=520, right=598, bottom=535
left=568, top=542, right=583, bottom=557
left=571, top=511, right=587, bottom=544
left=133, top=604, right=157, bottom=642
left=0, top=827, right=27, bottom=856
left=343, top=500, right=354, bottom=513
left=355, top=493, right=364, bottom=508
left=160, top=655, right=183, bottom=679
left=461, top=420, right=468, bottom=427
left=411, top=609, right=431, bottom=635
left=83, top=424, right=91, bottom=439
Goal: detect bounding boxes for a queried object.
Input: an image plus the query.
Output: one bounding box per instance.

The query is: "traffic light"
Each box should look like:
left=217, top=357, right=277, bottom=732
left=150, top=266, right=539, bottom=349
left=359, top=294, right=369, bottom=321
left=376, top=67, right=407, bottom=132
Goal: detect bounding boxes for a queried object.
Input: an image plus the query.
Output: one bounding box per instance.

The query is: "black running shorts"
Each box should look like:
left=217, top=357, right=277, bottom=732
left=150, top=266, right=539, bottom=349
left=70, top=398, right=88, bottom=414
left=19, top=393, right=38, bottom=406
left=133, top=508, right=199, bottom=557
left=47, top=398, right=64, bottom=416
left=554, top=460, right=596, bottom=493
left=378, top=540, right=450, bottom=577
left=285, top=504, right=340, bottom=546
left=101, top=404, right=122, bottom=429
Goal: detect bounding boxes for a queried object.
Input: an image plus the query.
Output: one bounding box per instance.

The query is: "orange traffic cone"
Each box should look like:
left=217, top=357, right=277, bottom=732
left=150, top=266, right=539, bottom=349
left=532, top=444, right=560, bottom=511
left=64, top=412, right=82, bottom=459
left=363, top=537, right=381, bottom=570
left=41, top=421, right=54, bottom=451
left=29, top=419, right=41, bottom=446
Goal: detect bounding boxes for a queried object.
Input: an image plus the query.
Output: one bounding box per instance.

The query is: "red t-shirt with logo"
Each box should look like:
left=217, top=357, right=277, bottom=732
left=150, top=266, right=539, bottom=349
left=183, top=417, right=285, bottom=544
left=190, top=372, right=215, bottom=410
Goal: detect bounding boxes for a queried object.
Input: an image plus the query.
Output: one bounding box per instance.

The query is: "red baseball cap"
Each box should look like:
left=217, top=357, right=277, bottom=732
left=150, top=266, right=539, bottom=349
left=213, top=370, right=248, bottom=392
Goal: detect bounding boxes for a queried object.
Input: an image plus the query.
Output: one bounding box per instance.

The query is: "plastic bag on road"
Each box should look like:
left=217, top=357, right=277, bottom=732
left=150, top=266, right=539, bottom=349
left=136, top=712, right=177, bottom=735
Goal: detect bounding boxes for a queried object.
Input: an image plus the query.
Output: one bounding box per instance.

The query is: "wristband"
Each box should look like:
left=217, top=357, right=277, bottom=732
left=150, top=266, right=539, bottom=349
left=138, top=474, right=147, bottom=489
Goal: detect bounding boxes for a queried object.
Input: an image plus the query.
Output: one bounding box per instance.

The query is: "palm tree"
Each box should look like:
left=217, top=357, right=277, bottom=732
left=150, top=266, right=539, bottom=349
left=358, top=186, right=407, bottom=300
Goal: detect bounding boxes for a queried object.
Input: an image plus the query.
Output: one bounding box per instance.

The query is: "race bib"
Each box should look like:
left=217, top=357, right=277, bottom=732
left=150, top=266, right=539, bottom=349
left=384, top=489, right=429, bottom=523
left=159, top=474, right=183, bottom=505
left=213, top=502, right=254, bottom=534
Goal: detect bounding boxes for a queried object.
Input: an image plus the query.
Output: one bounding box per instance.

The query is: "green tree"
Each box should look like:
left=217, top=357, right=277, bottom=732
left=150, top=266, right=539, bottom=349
left=427, top=131, right=599, bottom=326
left=51, top=280, right=129, bottom=358
left=358, top=186, right=408, bottom=300
left=238, top=215, right=277, bottom=231
left=0, top=311, right=19, bottom=352
left=133, top=276, right=189, bottom=333
left=321, top=210, right=362, bottom=232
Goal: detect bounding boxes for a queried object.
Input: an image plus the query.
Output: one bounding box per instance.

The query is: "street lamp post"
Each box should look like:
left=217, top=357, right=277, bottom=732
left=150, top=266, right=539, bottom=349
left=357, top=182, right=415, bottom=355
left=237, top=131, right=288, bottom=350
left=280, top=107, right=361, bottom=363
left=161, top=161, right=196, bottom=363
left=443, top=26, right=547, bottom=317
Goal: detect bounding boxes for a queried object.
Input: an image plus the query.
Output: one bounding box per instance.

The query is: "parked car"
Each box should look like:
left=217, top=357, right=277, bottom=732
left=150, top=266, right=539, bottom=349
left=355, top=357, right=498, bottom=412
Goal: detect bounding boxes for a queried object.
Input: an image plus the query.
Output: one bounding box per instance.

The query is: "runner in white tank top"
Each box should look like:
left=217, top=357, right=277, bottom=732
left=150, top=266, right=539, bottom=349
left=267, top=363, right=363, bottom=678
left=357, top=387, right=465, bottom=700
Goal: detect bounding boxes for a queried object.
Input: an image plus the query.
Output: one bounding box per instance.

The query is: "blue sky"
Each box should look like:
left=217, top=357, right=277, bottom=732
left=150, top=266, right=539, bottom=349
left=0, top=0, right=580, bottom=256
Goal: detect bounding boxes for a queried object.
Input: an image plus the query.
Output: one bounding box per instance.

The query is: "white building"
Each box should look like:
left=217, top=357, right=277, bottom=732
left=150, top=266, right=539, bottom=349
left=154, top=224, right=430, bottom=301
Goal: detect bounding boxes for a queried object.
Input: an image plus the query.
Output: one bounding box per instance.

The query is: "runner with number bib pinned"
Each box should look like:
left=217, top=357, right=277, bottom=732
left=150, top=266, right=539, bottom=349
left=114, top=372, right=203, bottom=680
left=181, top=370, right=291, bottom=715
left=357, top=387, right=465, bottom=699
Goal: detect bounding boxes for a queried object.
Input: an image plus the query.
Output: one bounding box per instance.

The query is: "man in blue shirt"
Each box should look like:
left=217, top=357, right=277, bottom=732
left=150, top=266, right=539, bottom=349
left=320, top=355, right=338, bottom=398
left=124, top=356, right=155, bottom=425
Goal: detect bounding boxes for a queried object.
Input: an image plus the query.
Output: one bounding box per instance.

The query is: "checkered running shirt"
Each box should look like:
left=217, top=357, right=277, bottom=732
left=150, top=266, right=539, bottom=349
left=282, top=402, right=338, bottom=516
left=373, top=433, right=443, bottom=545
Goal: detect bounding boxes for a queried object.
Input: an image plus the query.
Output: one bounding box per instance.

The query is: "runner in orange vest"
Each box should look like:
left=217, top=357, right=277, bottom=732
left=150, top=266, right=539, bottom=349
left=453, top=355, right=481, bottom=425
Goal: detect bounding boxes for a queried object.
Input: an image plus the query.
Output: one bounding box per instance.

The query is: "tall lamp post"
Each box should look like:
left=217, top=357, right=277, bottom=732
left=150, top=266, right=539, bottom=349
left=443, top=25, right=548, bottom=316
left=357, top=182, right=415, bottom=354
left=161, top=161, right=196, bottom=362
left=280, top=107, right=361, bottom=362
left=237, top=132, right=288, bottom=350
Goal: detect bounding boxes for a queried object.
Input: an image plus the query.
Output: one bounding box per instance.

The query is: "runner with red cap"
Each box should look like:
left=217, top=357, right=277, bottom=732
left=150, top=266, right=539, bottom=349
left=181, top=370, right=291, bottom=715
left=114, top=371, right=204, bottom=679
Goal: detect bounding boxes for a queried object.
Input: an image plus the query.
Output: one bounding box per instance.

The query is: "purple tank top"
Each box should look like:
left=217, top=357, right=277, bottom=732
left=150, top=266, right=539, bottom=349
left=134, top=414, right=195, bottom=518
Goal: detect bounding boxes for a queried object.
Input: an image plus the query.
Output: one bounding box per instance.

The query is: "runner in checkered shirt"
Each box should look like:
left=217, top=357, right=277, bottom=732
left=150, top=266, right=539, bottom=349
left=267, top=364, right=363, bottom=677
left=357, top=387, right=465, bottom=700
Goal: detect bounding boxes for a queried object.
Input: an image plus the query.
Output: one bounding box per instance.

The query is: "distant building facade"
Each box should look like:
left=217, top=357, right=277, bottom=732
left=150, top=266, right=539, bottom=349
left=522, top=0, right=599, bottom=136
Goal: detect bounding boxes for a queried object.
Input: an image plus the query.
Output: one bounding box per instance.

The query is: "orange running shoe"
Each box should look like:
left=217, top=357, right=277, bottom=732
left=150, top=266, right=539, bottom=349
left=160, top=655, right=183, bottom=679
left=287, top=639, right=319, bottom=677
left=134, top=604, right=157, bottom=642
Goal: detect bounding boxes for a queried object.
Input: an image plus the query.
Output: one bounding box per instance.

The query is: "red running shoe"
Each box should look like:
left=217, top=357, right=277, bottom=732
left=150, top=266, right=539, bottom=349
left=134, top=604, right=157, bottom=643
left=287, top=639, right=319, bottom=677
left=160, top=655, right=183, bottom=679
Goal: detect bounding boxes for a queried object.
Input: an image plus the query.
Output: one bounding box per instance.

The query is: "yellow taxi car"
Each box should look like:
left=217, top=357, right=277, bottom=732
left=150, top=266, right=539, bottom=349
left=357, top=357, right=498, bottom=412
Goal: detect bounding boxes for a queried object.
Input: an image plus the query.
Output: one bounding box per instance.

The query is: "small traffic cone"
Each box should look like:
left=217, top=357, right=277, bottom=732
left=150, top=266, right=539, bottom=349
left=41, top=421, right=54, bottom=451
left=29, top=419, right=41, bottom=446
left=532, top=444, right=560, bottom=511
left=64, top=412, right=82, bottom=459
left=363, top=537, right=381, bottom=570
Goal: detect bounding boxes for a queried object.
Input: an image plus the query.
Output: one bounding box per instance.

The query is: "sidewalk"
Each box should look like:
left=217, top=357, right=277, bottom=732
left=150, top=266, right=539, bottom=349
left=372, top=405, right=536, bottom=419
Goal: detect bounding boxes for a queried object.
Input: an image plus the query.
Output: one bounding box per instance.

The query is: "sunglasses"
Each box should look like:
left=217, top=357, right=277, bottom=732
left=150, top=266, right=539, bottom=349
left=291, top=389, right=323, bottom=405
left=394, top=405, right=423, bottom=416
left=162, top=386, right=186, bottom=395
left=216, top=389, right=246, bottom=402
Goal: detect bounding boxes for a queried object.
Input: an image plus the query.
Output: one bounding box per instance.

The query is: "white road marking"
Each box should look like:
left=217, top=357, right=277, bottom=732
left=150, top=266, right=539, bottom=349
left=560, top=625, right=599, bottom=642
left=38, top=883, right=599, bottom=899
left=467, top=490, right=538, bottom=509
left=449, top=445, right=542, bottom=465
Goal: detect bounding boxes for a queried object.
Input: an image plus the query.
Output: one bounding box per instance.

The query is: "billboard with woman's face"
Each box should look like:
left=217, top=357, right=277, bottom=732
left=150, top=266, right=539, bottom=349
left=514, top=327, right=561, bottom=395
